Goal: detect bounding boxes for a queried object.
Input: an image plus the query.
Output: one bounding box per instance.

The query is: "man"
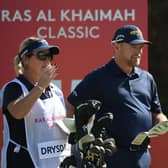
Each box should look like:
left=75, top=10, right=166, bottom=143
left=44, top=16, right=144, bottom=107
left=66, top=25, right=167, bottom=168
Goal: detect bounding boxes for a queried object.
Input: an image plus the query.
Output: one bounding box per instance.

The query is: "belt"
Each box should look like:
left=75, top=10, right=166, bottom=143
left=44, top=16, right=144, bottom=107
left=129, top=144, right=151, bottom=152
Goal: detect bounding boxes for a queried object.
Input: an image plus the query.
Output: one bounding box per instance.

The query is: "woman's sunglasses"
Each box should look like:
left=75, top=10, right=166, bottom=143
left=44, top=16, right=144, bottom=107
left=32, top=51, right=53, bottom=61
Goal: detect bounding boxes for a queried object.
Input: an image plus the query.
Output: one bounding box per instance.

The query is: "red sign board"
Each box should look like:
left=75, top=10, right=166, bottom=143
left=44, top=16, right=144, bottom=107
left=1, top=0, right=149, bottom=95
left=2, top=1, right=165, bottom=168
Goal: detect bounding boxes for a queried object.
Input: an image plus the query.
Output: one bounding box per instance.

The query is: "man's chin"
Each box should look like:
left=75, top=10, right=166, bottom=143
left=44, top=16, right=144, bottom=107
left=133, top=60, right=141, bottom=67
left=135, top=63, right=140, bottom=67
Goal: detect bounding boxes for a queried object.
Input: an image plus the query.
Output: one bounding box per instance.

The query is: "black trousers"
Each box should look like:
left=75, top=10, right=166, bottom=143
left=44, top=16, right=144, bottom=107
left=7, top=142, right=35, bottom=168
left=105, top=148, right=151, bottom=168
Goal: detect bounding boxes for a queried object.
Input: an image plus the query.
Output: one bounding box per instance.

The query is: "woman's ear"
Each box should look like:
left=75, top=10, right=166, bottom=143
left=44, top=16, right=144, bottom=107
left=21, top=55, right=29, bottom=67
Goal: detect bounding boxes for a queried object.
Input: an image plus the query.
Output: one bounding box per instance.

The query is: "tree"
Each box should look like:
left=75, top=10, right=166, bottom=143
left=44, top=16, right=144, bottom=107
left=149, top=0, right=168, bottom=115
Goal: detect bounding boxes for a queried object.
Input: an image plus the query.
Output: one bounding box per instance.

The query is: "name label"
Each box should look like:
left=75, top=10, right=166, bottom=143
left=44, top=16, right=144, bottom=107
left=38, top=140, right=70, bottom=159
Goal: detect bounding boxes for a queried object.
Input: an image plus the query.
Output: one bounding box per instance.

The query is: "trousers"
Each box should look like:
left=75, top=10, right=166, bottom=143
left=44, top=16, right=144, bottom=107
left=105, top=148, right=151, bottom=168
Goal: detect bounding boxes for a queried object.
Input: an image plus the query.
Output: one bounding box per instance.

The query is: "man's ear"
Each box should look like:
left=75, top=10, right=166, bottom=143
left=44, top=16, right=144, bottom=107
left=112, top=42, right=120, bottom=51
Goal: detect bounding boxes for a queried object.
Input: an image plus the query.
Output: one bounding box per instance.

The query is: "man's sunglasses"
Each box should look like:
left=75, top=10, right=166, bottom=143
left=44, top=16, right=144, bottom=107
left=32, top=51, right=53, bottom=61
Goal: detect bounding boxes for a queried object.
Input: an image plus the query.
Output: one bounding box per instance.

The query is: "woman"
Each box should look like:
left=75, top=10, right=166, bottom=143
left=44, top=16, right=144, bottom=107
left=1, top=37, right=70, bottom=168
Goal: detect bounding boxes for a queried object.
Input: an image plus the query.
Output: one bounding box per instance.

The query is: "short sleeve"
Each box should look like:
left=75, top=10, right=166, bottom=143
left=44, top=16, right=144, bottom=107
left=150, top=76, right=162, bottom=114
left=67, top=73, right=100, bottom=106
left=2, top=82, right=23, bottom=113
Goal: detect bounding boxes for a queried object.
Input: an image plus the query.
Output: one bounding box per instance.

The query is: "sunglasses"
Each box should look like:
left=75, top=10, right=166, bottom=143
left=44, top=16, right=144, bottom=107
left=32, top=51, right=53, bottom=61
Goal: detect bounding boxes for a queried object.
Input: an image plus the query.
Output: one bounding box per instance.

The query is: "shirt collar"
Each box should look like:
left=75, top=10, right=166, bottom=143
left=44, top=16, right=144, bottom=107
left=17, top=75, right=34, bottom=91
left=108, top=58, right=141, bottom=78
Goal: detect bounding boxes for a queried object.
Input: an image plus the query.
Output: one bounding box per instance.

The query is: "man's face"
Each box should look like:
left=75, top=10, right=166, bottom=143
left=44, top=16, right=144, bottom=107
left=117, top=42, right=144, bottom=67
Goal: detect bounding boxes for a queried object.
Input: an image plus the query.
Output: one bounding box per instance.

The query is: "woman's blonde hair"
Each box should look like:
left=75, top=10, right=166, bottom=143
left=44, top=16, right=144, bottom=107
left=14, top=37, right=41, bottom=76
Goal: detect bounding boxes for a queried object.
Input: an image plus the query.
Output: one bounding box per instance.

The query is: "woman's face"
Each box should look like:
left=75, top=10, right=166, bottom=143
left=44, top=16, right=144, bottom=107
left=22, top=49, right=53, bottom=79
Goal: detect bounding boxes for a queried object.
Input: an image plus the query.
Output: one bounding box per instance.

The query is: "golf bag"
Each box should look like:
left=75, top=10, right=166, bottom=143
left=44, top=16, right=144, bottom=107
left=60, top=100, right=117, bottom=168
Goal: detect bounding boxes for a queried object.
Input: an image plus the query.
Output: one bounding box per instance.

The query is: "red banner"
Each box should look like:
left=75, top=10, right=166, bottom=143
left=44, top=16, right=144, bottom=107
left=1, top=0, right=149, bottom=95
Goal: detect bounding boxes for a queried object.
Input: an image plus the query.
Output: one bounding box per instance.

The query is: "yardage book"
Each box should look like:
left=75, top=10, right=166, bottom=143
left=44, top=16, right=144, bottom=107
left=131, top=121, right=168, bottom=145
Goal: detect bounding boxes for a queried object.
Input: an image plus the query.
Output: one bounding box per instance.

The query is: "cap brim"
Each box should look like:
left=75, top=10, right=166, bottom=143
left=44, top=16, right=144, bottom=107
left=34, top=45, right=60, bottom=55
left=111, top=39, right=124, bottom=43
left=130, top=40, right=152, bottom=45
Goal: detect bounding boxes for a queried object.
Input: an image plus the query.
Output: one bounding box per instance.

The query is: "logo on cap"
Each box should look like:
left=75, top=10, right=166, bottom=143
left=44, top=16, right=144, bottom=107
left=112, top=25, right=151, bottom=44
left=130, top=30, right=142, bottom=36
